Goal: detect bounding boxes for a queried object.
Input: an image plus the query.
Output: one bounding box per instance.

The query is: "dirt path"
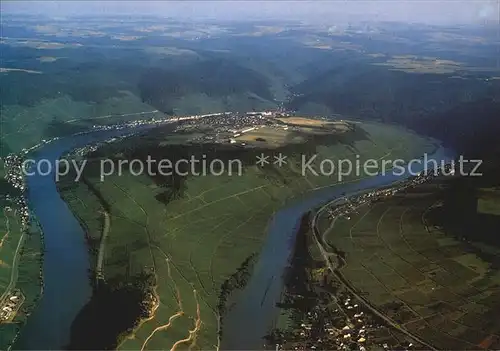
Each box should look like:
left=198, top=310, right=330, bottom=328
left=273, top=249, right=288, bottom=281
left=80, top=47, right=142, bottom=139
left=96, top=211, right=110, bottom=280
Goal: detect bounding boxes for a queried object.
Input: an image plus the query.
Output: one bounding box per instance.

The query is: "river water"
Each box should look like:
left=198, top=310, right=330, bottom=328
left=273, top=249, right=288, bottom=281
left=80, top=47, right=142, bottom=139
left=12, top=126, right=453, bottom=350
left=14, top=126, right=156, bottom=350
left=221, top=146, right=455, bottom=350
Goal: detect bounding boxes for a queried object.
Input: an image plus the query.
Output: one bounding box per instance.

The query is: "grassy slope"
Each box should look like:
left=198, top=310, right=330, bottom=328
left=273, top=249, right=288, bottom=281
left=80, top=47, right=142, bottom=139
left=60, top=122, right=434, bottom=349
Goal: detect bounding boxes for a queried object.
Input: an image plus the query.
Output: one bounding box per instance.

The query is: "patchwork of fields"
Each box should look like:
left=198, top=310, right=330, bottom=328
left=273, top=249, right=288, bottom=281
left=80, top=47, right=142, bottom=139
left=324, top=182, right=500, bottom=350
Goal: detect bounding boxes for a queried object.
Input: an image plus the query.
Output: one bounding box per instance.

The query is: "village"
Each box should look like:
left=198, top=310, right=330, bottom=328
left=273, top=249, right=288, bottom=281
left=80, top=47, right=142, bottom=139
left=269, top=163, right=455, bottom=351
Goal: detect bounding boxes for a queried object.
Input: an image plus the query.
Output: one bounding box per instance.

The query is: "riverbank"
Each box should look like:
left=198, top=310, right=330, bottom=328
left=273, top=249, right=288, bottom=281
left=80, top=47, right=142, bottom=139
left=12, top=124, right=166, bottom=349
left=0, top=217, right=44, bottom=351
left=218, top=254, right=257, bottom=344
left=0, top=168, right=44, bottom=350
left=317, top=171, right=500, bottom=349
left=58, top=172, right=159, bottom=350
left=266, top=211, right=411, bottom=350
left=267, top=163, right=457, bottom=350
left=222, top=145, right=453, bottom=349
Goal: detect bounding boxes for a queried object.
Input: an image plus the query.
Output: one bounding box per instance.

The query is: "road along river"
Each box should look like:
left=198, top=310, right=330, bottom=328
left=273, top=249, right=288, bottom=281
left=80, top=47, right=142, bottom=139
left=310, top=192, right=438, bottom=350
left=221, top=146, right=454, bottom=350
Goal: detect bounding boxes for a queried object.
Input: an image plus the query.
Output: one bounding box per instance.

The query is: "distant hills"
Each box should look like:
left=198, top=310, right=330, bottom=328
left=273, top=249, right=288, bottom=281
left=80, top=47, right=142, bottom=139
left=413, top=98, right=500, bottom=157
left=138, top=58, right=277, bottom=114
left=2, top=17, right=500, bottom=158
left=287, top=61, right=500, bottom=157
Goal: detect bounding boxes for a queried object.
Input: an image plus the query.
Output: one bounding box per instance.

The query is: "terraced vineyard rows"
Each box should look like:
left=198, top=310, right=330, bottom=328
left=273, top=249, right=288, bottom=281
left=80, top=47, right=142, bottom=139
left=324, top=182, right=500, bottom=349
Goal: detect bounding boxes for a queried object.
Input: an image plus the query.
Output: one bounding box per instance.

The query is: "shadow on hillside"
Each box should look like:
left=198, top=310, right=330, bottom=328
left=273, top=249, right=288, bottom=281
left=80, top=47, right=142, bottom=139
left=67, top=273, right=154, bottom=350
left=427, top=176, right=500, bottom=251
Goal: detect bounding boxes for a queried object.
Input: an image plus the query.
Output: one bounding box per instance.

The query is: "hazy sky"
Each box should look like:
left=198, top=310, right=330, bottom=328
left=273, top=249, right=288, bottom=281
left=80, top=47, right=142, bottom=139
left=2, top=0, right=499, bottom=25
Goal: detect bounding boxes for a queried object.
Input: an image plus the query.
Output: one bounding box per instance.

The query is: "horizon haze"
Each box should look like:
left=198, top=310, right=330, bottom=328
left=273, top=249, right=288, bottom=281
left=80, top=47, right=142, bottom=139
left=1, top=0, right=499, bottom=26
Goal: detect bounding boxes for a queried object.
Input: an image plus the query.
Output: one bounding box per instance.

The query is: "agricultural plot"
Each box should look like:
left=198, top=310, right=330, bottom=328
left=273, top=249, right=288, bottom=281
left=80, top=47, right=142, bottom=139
left=325, top=183, right=500, bottom=350
left=60, top=122, right=435, bottom=349
left=477, top=188, right=500, bottom=215
left=373, top=55, right=464, bottom=74
left=0, top=207, right=23, bottom=296
left=0, top=205, right=43, bottom=350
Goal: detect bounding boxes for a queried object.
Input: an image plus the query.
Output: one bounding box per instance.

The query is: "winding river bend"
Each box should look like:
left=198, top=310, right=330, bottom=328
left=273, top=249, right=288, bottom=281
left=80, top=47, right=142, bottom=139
left=14, top=126, right=156, bottom=350
left=221, top=146, right=454, bottom=350
left=12, top=123, right=453, bottom=350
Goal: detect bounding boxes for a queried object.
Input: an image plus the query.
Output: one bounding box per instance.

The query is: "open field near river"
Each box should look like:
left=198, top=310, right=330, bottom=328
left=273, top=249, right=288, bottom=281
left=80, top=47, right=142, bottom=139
left=59, top=121, right=435, bottom=349
left=323, top=182, right=500, bottom=350
left=0, top=207, right=23, bottom=298
left=234, top=118, right=352, bottom=148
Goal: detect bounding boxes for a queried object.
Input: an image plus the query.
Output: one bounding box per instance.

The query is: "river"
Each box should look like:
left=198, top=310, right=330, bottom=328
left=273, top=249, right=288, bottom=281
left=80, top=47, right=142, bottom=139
left=221, top=146, right=455, bottom=350
left=12, top=125, right=453, bottom=350
left=13, top=126, right=157, bottom=350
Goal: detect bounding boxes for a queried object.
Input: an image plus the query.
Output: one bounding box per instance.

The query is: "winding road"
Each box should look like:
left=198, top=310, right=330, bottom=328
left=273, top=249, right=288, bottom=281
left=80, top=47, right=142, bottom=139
left=0, top=208, right=26, bottom=303
left=96, top=211, right=110, bottom=281
left=311, top=190, right=438, bottom=351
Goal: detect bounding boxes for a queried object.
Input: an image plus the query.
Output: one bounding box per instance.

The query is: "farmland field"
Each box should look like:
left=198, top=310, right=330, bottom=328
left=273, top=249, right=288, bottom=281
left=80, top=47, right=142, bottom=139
left=323, top=181, right=500, bottom=350
left=58, top=121, right=436, bottom=349
left=0, top=207, right=24, bottom=300
left=0, top=203, right=43, bottom=350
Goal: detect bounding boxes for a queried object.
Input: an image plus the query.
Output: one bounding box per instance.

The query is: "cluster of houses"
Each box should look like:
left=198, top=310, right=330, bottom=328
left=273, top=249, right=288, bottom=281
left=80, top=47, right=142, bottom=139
left=275, top=288, right=390, bottom=351
left=171, top=110, right=285, bottom=144
left=3, top=198, right=29, bottom=230
left=0, top=291, right=23, bottom=322
left=327, top=163, right=455, bottom=220
left=3, top=151, right=37, bottom=229
left=3, top=154, right=27, bottom=192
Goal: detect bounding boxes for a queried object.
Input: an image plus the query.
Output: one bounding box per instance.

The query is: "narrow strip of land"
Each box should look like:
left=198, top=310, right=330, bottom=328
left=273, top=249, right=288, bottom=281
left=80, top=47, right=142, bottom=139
left=96, top=211, right=110, bottom=280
